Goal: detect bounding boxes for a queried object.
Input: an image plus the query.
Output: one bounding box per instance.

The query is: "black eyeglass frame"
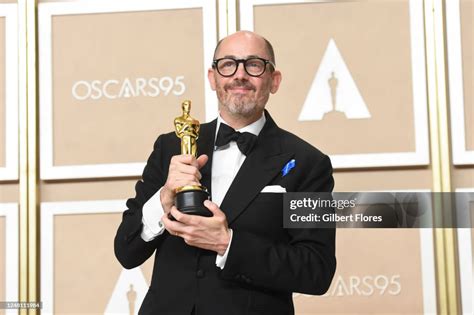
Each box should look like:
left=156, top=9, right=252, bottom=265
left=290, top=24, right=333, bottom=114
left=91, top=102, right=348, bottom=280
left=212, top=57, right=276, bottom=77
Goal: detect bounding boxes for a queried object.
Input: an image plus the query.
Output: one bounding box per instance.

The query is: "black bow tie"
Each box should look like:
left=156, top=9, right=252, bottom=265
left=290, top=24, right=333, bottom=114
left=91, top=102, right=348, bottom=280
left=215, top=123, right=258, bottom=155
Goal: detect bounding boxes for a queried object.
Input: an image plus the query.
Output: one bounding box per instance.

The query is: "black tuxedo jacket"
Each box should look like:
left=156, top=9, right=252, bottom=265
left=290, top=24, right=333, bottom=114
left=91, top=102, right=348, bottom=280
left=114, top=111, right=336, bottom=315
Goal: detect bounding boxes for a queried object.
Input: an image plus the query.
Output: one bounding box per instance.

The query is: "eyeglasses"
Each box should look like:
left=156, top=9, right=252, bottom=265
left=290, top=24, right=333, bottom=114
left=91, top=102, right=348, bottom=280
left=212, top=57, right=275, bottom=77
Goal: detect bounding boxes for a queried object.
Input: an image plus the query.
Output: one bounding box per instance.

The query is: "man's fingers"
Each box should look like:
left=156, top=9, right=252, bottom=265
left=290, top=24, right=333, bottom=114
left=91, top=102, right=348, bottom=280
left=169, top=173, right=200, bottom=185
left=170, top=154, right=196, bottom=166
left=169, top=206, right=183, bottom=222
left=204, top=200, right=223, bottom=216
left=162, top=211, right=187, bottom=235
left=173, top=163, right=202, bottom=180
left=170, top=206, right=199, bottom=225
left=165, top=154, right=203, bottom=195
left=165, top=181, right=201, bottom=196
left=196, top=154, right=209, bottom=170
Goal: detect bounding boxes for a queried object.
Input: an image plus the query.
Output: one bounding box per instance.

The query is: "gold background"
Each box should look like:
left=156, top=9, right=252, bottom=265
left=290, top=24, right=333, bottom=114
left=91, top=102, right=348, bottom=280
left=471, top=202, right=474, bottom=267
left=0, top=183, right=17, bottom=203
left=251, top=1, right=433, bottom=313
left=0, top=0, right=470, bottom=314
left=41, top=180, right=135, bottom=203
left=254, top=1, right=415, bottom=155
left=39, top=5, right=210, bottom=313
left=0, top=16, right=6, bottom=168
left=295, top=230, right=424, bottom=314
left=0, top=3, right=17, bottom=311
left=50, top=8, right=205, bottom=166
left=334, top=169, right=432, bottom=192
left=452, top=0, right=474, bottom=222
left=0, top=216, right=5, bottom=314
left=461, top=0, right=473, bottom=151
left=53, top=212, right=154, bottom=314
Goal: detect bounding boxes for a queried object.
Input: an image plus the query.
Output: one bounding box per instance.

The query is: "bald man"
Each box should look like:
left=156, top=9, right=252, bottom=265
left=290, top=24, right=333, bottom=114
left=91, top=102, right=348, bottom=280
left=115, top=31, right=336, bottom=315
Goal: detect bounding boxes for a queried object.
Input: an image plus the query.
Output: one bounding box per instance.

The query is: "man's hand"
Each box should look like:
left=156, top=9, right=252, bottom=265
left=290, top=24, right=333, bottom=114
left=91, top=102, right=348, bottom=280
left=160, top=154, right=208, bottom=213
left=161, top=200, right=231, bottom=256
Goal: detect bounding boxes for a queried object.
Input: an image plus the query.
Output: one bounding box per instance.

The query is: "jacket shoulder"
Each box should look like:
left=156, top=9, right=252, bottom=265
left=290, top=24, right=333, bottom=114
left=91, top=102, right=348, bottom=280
left=277, top=128, right=329, bottom=161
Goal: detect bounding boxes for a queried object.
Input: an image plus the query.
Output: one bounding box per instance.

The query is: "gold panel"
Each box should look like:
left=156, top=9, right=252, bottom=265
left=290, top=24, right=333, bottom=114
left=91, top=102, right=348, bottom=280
left=471, top=202, right=474, bottom=265
left=254, top=1, right=416, bottom=155
left=295, top=230, right=425, bottom=314
left=9, top=0, right=468, bottom=314
left=450, top=0, right=473, bottom=188
left=0, top=216, right=5, bottom=315
left=50, top=8, right=205, bottom=166
left=0, top=16, right=5, bottom=168
left=0, top=183, right=18, bottom=203
left=40, top=179, right=137, bottom=202
left=461, top=0, right=473, bottom=151
left=53, top=212, right=154, bottom=313
left=452, top=168, right=474, bottom=188
left=334, top=168, right=432, bottom=191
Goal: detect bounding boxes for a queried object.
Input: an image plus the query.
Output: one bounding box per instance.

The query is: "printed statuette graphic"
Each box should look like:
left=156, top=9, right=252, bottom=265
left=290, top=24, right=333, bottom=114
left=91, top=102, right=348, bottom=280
left=104, top=267, right=148, bottom=315
left=299, top=38, right=371, bottom=121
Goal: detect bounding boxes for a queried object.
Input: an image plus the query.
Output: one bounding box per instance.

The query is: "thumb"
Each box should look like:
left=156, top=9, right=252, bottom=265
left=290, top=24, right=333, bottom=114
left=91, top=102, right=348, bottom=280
left=204, top=200, right=223, bottom=216
left=197, top=154, right=209, bottom=169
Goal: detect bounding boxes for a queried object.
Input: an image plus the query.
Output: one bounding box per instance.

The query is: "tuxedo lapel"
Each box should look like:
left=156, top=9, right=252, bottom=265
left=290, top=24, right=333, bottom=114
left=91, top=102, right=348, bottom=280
left=219, top=112, right=293, bottom=224
left=197, top=119, right=217, bottom=197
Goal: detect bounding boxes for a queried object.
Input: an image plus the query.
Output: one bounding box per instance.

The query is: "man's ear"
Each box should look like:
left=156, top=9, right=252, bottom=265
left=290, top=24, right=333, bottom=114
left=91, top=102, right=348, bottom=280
left=208, top=68, right=217, bottom=91
left=270, top=70, right=282, bottom=94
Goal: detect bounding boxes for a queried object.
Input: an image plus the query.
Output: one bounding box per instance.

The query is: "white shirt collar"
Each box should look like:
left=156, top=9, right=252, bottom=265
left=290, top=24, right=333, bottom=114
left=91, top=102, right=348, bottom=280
left=215, top=112, right=266, bottom=139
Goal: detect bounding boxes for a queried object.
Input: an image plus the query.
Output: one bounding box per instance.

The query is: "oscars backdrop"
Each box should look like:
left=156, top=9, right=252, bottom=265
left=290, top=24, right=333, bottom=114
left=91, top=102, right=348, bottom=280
left=0, top=2, right=18, bottom=314
left=239, top=1, right=435, bottom=313
left=447, top=1, right=473, bottom=312
left=1, top=0, right=465, bottom=314
left=38, top=0, right=218, bottom=314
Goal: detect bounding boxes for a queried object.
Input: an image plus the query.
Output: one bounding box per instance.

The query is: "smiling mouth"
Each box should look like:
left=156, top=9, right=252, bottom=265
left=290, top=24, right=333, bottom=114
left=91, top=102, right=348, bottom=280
left=225, top=81, right=256, bottom=93
left=229, top=87, right=252, bottom=93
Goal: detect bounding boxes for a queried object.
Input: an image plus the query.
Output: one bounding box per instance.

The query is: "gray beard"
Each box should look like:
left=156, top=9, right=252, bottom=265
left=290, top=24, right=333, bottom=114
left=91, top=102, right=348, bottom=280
left=225, top=99, right=258, bottom=117
left=220, top=92, right=256, bottom=114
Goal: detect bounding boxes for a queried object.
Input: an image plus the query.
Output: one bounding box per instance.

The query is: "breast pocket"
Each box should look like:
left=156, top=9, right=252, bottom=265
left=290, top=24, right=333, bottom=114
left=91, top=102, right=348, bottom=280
left=252, top=192, right=283, bottom=210
left=236, top=193, right=284, bottom=236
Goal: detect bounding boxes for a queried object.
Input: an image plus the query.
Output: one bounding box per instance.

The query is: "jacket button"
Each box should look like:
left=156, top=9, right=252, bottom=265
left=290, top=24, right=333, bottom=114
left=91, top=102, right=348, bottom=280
left=196, top=269, right=205, bottom=278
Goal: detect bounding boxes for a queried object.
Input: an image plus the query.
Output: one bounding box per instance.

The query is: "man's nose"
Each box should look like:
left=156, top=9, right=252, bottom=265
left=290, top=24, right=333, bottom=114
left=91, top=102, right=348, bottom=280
left=233, top=62, right=249, bottom=79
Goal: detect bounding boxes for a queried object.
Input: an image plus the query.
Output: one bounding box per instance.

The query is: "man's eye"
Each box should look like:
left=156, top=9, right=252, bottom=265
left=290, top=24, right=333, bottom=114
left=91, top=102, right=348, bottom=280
left=247, top=61, right=263, bottom=68
left=221, top=61, right=235, bottom=68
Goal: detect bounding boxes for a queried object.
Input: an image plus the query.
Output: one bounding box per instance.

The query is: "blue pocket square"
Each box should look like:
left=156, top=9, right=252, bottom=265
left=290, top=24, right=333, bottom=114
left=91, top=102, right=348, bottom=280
left=282, top=159, right=296, bottom=176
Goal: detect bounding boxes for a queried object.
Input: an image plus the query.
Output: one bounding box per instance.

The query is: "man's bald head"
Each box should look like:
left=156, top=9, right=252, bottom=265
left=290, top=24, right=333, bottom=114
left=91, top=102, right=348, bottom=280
left=212, top=31, right=276, bottom=65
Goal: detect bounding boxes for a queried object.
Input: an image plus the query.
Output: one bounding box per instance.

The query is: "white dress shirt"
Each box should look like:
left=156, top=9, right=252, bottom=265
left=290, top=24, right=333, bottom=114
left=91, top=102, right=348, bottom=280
left=140, top=113, right=266, bottom=269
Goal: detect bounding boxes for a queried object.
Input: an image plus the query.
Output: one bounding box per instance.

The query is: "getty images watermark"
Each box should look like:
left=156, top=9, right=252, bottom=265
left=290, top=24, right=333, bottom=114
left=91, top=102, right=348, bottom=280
left=0, top=301, right=42, bottom=309
left=283, top=192, right=474, bottom=228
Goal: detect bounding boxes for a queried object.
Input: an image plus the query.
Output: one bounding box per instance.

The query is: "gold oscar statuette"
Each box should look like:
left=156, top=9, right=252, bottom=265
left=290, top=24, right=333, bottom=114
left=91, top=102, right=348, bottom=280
left=173, top=100, right=211, bottom=217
